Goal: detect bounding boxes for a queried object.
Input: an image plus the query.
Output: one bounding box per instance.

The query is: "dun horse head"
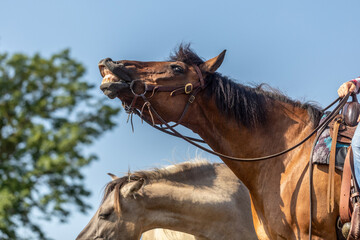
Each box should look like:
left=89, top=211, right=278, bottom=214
left=76, top=174, right=145, bottom=240
left=98, top=45, right=226, bottom=124
left=76, top=161, right=256, bottom=240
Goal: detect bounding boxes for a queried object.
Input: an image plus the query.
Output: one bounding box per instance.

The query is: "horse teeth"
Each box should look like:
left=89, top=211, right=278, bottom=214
left=102, top=74, right=120, bottom=84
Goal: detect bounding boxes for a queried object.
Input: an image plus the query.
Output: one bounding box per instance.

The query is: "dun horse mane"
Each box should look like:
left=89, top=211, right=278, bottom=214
left=170, top=44, right=323, bottom=128
left=101, top=159, right=217, bottom=211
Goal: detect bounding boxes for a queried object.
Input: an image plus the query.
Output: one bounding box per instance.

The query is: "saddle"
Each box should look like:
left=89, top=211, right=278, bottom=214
left=329, top=94, right=360, bottom=143
left=329, top=95, right=360, bottom=239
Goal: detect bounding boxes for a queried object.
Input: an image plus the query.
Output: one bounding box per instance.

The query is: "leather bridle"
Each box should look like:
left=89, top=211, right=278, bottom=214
left=124, top=65, right=207, bottom=140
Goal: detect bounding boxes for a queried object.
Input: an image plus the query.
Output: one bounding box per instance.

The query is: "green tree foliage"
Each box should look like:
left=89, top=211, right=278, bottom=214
left=0, top=50, right=120, bottom=239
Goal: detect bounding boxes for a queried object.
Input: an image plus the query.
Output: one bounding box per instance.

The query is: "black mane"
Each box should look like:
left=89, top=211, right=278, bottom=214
left=170, top=44, right=322, bottom=128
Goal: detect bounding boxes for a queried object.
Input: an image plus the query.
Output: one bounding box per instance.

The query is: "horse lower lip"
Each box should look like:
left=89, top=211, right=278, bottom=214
left=100, top=82, right=129, bottom=99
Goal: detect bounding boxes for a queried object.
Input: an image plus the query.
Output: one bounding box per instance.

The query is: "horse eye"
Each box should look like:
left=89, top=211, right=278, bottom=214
left=99, top=212, right=111, bottom=219
left=171, top=65, right=184, bottom=74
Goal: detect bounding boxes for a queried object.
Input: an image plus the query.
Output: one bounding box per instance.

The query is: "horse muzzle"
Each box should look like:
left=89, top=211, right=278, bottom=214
left=99, top=58, right=132, bottom=99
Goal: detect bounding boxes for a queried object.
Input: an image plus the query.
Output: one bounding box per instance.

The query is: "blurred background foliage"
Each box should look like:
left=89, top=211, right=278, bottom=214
left=0, top=50, right=120, bottom=239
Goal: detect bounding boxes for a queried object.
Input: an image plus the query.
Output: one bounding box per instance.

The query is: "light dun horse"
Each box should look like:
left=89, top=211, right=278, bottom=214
left=98, top=45, right=342, bottom=239
left=76, top=160, right=256, bottom=240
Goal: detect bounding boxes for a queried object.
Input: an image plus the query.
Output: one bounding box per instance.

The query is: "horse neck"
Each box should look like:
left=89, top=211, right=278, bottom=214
left=140, top=165, right=244, bottom=239
left=182, top=93, right=316, bottom=188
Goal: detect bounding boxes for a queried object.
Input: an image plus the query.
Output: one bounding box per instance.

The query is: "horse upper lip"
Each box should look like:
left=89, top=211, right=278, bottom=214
left=99, top=65, right=132, bottom=84
left=98, top=59, right=132, bottom=83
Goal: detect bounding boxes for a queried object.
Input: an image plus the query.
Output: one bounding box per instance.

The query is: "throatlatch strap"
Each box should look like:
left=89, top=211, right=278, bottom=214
left=193, top=65, right=205, bottom=88
left=328, top=120, right=340, bottom=212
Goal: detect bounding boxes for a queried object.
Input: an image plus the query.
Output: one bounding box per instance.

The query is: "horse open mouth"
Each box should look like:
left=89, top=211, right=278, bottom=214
left=99, top=62, right=131, bottom=99
left=100, top=67, right=121, bottom=84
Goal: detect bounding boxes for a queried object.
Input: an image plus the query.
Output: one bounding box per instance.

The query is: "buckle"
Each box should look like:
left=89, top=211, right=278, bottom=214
left=335, top=115, right=344, bottom=123
left=189, top=95, right=195, bottom=103
left=185, top=83, right=193, bottom=94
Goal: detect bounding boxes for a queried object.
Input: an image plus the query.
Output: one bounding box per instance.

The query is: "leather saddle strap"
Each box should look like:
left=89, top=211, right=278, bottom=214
left=340, top=146, right=353, bottom=223
left=328, top=120, right=340, bottom=212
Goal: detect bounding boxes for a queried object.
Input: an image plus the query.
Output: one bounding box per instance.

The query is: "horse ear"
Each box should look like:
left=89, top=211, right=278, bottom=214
left=107, top=173, right=119, bottom=181
left=199, top=50, right=226, bottom=73
left=121, top=179, right=144, bottom=198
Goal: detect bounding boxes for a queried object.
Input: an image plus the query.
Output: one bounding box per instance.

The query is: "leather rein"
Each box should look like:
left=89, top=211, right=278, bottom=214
left=123, top=66, right=351, bottom=162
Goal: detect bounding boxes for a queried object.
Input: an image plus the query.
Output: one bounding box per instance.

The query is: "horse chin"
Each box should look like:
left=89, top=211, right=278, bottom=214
left=100, top=82, right=130, bottom=99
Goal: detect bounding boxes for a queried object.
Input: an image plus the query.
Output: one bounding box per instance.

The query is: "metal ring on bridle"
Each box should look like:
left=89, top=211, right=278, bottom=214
left=130, top=80, right=147, bottom=96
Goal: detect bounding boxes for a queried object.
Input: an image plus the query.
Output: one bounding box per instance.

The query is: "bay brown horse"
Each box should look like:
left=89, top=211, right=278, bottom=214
left=98, top=45, right=341, bottom=239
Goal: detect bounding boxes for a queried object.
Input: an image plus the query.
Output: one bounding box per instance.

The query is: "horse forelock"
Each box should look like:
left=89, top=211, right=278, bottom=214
left=169, top=43, right=204, bottom=66
left=102, top=175, right=142, bottom=214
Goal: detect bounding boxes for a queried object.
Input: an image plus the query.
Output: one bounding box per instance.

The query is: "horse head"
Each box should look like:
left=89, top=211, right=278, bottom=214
left=98, top=45, right=226, bottom=124
left=76, top=174, right=145, bottom=240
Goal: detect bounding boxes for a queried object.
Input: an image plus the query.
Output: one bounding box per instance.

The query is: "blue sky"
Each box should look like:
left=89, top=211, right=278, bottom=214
left=1, top=0, right=360, bottom=239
